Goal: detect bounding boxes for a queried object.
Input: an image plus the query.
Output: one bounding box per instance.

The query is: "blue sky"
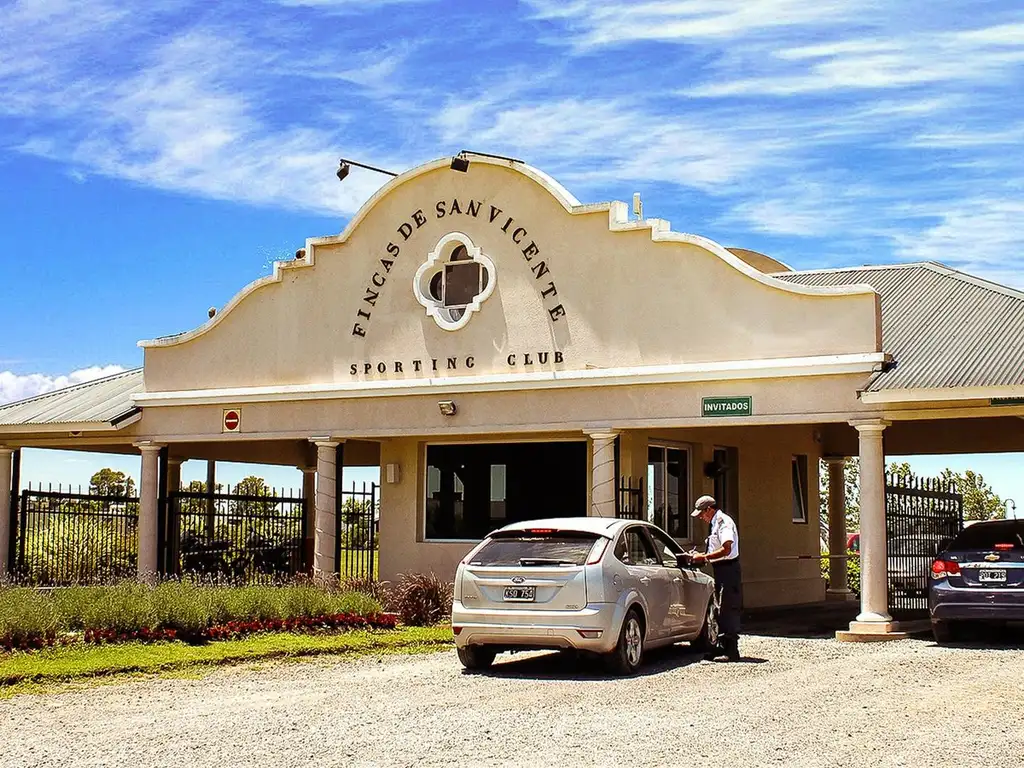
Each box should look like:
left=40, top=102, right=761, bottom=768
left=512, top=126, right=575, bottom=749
left=0, top=0, right=1021, bottom=514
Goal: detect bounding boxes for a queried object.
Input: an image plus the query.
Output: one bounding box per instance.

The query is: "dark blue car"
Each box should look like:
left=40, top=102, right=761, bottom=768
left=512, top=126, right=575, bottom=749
left=929, top=519, right=1024, bottom=643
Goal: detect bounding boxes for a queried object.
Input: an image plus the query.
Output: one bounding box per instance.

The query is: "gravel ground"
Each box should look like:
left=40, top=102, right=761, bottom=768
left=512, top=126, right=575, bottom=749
left=2, top=633, right=1023, bottom=768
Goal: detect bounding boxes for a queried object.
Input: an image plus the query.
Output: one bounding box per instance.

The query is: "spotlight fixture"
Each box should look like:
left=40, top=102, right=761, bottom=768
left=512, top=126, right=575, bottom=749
left=449, top=150, right=524, bottom=173
left=438, top=400, right=457, bottom=417
left=336, top=157, right=399, bottom=182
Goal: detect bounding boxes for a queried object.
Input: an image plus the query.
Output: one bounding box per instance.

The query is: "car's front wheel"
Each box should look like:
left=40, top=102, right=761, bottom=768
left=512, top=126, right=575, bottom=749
left=605, top=608, right=645, bottom=675
left=457, top=645, right=497, bottom=671
left=692, top=594, right=720, bottom=653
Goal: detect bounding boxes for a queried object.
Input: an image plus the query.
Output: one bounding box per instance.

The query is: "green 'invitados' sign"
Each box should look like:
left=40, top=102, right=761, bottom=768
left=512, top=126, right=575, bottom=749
left=702, top=396, right=753, bottom=417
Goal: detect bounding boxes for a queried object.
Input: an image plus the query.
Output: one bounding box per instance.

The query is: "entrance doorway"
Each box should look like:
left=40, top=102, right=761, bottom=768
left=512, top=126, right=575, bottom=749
left=425, top=441, right=587, bottom=541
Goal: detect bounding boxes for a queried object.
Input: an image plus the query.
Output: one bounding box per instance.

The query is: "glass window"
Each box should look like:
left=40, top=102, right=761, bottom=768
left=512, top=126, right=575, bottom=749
left=647, top=527, right=684, bottom=566
left=468, top=533, right=600, bottom=566
left=425, top=442, right=587, bottom=540
left=951, top=521, right=1024, bottom=550
left=615, top=527, right=660, bottom=566
left=792, top=455, right=808, bottom=524
left=647, top=445, right=689, bottom=538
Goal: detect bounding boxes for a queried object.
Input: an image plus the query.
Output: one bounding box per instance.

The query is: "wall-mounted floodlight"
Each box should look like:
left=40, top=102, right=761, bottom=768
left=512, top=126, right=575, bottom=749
left=337, top=157, right=399, bottom=182
left=450, top=150, right=524, bottom=173
left=438, top=400, right=457, bottom=416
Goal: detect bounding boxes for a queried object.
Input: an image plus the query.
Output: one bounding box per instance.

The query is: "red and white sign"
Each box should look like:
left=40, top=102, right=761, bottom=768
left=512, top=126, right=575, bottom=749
left=222, top=409, right=241, bottom=433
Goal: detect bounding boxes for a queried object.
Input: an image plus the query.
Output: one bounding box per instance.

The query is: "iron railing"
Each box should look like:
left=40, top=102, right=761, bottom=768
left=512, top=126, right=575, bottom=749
left=15, top=485, right=139, bottom=585
left=885, top=473, right=963, bottom=617
left=166, top=486, right=307, bottom=582
left=336, top=482, right=379, bottom=580
left=616, top=476, right=645, bottom=520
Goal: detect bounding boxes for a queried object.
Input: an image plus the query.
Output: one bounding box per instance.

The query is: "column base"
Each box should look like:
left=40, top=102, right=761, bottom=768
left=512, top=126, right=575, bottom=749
left=825, top=589, right=858, bottom=602
left=836, top=620, right=908, bottom=642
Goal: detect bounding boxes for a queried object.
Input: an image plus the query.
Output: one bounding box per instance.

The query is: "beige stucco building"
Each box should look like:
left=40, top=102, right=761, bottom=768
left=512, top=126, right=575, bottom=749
left=2, top=156, right=1023, bottom=640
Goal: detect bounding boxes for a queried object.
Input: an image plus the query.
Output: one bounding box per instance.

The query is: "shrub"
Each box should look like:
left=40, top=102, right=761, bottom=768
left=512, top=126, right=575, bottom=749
left=340, top=575, right=390, bottom=605
left=151, top=581, right=212, bottom=635
left=210, top=585, right=284, bottom=624
left=50, top=586, right=107, bottom=629
left=388, top=573, right=452, bottom=626
left=0, top=588, right=61, bottom=648
left=820, top=550, right=862, bottom=595
left=81, top=582, right=156, bottom=633
left=328, top=590, right=382, bottom=617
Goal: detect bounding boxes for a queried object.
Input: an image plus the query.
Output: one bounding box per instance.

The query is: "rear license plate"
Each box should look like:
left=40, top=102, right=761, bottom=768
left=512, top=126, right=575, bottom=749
left=503, top=586, right=536, bottom=602
left=979, top=569, right=1007, bottom=583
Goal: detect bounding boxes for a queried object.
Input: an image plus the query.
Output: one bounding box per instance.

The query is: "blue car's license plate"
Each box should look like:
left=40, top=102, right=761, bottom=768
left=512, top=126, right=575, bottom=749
left=979, top=569, right=1007, bottom=583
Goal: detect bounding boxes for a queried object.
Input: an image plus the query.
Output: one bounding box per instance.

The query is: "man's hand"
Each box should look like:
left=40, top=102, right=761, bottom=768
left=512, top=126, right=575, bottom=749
left=691, top=553, right=707, bottom=565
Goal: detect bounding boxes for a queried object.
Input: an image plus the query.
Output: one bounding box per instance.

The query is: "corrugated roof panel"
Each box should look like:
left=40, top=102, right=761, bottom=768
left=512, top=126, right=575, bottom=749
left=0, top=369, right=144, bottom=426
left=778, top=263, right=1024, bottom=391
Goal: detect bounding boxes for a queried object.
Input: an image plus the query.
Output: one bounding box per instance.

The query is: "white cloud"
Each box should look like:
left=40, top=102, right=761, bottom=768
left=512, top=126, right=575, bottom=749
left=0, top=365, right=127, bottom=406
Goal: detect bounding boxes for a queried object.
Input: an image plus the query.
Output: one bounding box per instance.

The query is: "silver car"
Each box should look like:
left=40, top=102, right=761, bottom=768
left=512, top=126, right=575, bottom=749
left=451, top=517, right=719, bottom=674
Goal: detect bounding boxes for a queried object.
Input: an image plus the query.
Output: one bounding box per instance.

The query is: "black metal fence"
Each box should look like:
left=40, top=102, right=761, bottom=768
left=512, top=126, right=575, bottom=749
left=616, top=476, right=645, bottom=520
left=165, top=486, right=307, bottom=582
left=885, top=473, right=963, bottom=617
left=336, top=482, right=379, bottom=579
left=15, top=485, right=139, bottom=585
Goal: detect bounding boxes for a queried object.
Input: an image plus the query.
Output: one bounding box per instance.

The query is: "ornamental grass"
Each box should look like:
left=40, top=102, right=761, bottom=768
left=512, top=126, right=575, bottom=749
left=0, top=579, right=390, bottom=652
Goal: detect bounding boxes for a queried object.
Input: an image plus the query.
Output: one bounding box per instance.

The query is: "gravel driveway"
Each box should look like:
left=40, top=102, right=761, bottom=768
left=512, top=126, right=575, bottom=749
left=2, top=633, right=1023, bottom=768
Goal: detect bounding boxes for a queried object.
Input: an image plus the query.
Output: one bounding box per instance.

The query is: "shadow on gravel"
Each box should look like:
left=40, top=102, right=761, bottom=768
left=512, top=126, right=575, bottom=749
left=467, top=643, right=765, bottom=680
left=931, top=623, right=1024, bottom=650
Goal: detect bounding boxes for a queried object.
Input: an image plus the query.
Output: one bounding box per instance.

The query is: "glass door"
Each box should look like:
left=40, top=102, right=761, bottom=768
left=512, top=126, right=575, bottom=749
left=647, top=445, right=690, bottom=539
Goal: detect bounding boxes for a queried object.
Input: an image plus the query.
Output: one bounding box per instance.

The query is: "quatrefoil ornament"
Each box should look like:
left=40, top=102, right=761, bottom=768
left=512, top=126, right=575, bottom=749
left=413, top=232, right=496, bottom=331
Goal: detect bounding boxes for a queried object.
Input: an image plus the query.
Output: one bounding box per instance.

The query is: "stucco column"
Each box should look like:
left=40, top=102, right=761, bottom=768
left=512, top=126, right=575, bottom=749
left=587, top=430, right=619, bottom=518
left=852, top=421, right=891, bottom=627
left=135, top=443, right=164, bottom=581
left=300, top=466, right=317, bottom=573
left=167, top=458, right=183, bottom=494
left=0, top=447, right=13, bottom=574
left=313, top=441, right=340, bottom=577
left=824, top=457, right=855, bottom=600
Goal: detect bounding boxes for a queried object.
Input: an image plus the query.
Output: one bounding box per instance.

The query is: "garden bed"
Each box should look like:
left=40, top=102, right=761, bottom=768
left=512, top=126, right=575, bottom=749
left=0, top=581, right=396, bottom=652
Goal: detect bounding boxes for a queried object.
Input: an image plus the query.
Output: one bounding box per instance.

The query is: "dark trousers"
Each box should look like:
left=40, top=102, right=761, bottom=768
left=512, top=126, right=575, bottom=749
left=712, top=559, right=742, bottom=656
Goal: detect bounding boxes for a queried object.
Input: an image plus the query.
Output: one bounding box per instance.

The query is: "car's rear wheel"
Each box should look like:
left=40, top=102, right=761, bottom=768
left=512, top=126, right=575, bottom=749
left=932, top=620, right=959, bottom=644
left=457, top=645, right=497, bottom=671
left=605, top=608, right=645, bottom=675
left=692, top=594, right=720, bottom=653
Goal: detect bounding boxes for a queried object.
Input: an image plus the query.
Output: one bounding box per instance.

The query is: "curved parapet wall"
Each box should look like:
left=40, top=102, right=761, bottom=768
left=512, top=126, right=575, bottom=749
left=139, top=157, right=881, bottom=394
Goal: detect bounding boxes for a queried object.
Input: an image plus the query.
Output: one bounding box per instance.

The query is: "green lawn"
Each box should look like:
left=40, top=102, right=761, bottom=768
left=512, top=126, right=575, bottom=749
left=0, top=626, right=453, bottom=695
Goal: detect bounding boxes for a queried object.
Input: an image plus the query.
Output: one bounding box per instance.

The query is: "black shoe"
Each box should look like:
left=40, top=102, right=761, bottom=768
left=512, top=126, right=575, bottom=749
left=703, top=651, right=720, bottom=661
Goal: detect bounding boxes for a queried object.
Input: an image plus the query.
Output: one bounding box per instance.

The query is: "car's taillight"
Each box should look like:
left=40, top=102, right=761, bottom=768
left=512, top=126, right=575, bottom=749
left=586, top=538, right=609, bottom=565
left=452, top=626, right=462, bottom=636
left=994, top=543, right=1015, bottom=551
left=931, top=559, right=961, bottom=578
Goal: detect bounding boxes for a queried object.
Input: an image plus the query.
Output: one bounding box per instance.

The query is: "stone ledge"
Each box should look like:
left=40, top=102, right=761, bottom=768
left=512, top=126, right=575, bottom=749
left=836, top=629, right=909, bottom=642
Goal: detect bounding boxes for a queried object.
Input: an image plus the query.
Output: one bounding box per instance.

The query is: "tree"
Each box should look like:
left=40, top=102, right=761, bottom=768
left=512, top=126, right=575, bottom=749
left=89, top=468, right=136, bottom=497
left=940, top=469, right=1005, bottom=521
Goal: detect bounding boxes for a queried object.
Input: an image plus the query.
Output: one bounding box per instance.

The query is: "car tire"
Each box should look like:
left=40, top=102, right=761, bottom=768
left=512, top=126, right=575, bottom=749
left=457, top=645, right=497, bottom=671
left=605, top=608, right=645, bottom=676
left=692, top=595, right=721, bottom=653
left=932, top=620, right=958, bottom=644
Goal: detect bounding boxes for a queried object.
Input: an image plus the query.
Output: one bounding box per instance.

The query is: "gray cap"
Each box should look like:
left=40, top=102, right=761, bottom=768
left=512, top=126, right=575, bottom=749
left=691, top=495, right=717, bottom=517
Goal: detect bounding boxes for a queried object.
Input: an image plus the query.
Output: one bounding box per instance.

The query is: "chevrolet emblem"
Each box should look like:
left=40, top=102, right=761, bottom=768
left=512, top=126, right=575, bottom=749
left=985, top=553, right=1000, bottom=562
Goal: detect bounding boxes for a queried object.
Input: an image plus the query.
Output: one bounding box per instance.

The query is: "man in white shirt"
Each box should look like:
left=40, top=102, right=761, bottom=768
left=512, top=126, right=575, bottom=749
left=690, top=495, right=742, bottom=662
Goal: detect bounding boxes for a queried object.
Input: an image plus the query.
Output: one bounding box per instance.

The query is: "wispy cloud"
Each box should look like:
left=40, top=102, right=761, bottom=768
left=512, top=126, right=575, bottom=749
left=0, top=366, right=127, bottom=406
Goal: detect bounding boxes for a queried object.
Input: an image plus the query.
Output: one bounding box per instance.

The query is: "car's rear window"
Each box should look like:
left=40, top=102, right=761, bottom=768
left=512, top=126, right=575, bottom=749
left=468, top=533, right=601, bottom=566
left=951, top=522, right=1024, bottom=551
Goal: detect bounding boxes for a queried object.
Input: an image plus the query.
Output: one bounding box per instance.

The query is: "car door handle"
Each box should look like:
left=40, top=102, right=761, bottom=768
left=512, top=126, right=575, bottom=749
left=672, top=577, right=682, bottom=583
left=639, top=576, right=651, bottom=584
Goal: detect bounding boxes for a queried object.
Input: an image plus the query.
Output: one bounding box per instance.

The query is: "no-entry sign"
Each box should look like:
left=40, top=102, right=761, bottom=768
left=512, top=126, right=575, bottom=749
left=222, top=409, right=241, bottom=433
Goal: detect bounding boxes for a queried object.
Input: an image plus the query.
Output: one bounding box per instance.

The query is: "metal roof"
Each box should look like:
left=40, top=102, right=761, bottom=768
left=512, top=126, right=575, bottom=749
left=0, top=368, right=144, bottom=428
left=776, top=262, right=1024, bottom=392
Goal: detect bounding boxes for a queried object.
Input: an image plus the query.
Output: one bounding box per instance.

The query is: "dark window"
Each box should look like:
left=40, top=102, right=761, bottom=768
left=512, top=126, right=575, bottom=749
left=614, top=527, right=660, bottom=566
left=443, top=261, right=483, bottom=307
left=951, top=521, right=1024, bottom=550
left=647, top=526, right=684, bottom=565
left=425, top=442, right=587, bottom=540
left=468, top=533, right=600, bottom=567
left=792, top=455, right=808, bottom=524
